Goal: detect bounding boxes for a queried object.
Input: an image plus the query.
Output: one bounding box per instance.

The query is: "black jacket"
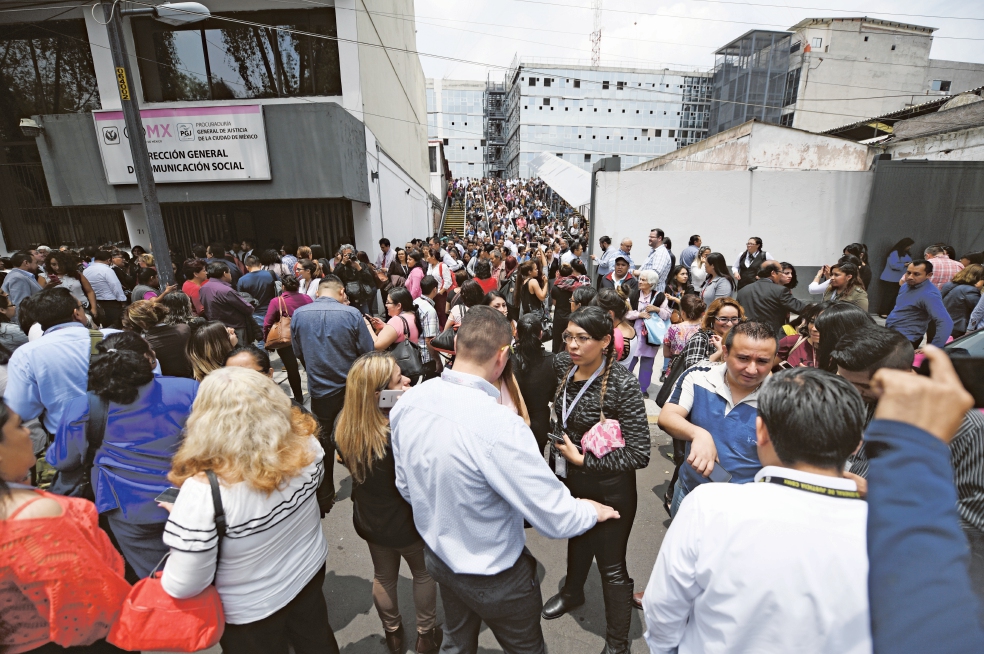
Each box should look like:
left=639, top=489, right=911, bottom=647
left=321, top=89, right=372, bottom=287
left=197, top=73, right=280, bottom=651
left=600, top=273, right=638, bottom=296
left=735, top=278, right=808, bottom=334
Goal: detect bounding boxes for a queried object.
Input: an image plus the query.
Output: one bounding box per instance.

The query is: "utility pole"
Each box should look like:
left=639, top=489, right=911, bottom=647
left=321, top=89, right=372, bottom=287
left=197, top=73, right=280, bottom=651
left=590, top=0, right=602, bottom=67
left=102, top=0, right=174, bottom=286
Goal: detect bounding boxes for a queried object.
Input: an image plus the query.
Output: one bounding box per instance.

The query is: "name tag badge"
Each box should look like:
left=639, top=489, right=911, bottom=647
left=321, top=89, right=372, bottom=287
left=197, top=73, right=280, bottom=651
left=555, top=453, right=567, bottom=478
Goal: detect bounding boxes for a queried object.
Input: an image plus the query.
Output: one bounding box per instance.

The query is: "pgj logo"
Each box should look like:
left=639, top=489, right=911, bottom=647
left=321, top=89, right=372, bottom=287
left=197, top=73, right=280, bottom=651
left=102, top=126, right=120, bottom=145
left=177, top=123, right=195, bottom=141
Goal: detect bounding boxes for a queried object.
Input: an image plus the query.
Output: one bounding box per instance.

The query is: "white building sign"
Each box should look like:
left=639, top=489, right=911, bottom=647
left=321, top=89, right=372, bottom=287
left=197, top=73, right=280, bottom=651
left=93, top=104, right=271, bottom=184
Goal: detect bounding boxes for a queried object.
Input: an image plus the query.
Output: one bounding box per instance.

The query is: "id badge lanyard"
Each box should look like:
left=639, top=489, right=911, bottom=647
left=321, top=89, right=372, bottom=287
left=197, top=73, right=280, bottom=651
left=555, top=364, right=603, bottom=477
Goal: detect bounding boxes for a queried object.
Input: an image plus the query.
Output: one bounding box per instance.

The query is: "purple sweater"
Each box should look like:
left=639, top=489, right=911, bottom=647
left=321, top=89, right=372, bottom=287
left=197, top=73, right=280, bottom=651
left=263, top=291, right=313, bottom=338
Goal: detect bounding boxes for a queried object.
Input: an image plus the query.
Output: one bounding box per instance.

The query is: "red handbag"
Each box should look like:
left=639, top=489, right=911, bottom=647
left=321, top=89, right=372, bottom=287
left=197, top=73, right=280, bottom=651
left=108, top=471, right=227, bottom=652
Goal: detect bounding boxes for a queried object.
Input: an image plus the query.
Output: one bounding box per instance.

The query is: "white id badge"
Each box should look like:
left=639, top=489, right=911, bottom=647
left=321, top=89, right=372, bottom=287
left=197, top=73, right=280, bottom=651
left=554, top=452, right=567, bottom=478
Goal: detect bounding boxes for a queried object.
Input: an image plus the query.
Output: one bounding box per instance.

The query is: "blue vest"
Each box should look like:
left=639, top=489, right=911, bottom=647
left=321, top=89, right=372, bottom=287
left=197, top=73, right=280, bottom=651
left=679, top=384, right=760, bottom=493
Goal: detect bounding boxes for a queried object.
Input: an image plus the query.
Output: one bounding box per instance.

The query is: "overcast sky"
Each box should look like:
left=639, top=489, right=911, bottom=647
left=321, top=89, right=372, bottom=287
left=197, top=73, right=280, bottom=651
left=413, top=0, right=984, bottom=80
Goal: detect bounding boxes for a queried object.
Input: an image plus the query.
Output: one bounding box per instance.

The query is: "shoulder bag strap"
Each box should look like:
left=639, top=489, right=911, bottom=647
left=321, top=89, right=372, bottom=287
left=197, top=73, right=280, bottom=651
left=83, top=392, right=109, bottom=474
left=398, top=315, right=412, bottom=341
left=205, top=470, right=226, bottom=585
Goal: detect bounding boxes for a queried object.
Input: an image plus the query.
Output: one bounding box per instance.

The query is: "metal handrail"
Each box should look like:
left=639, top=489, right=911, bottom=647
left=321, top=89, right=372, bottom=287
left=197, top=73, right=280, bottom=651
left=437, top=192, right=450, bottom=236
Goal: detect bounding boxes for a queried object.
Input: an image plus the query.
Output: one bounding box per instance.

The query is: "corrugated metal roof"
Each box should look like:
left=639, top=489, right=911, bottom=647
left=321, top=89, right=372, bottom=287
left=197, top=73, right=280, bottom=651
left=821, top=87, right=983, bottom=142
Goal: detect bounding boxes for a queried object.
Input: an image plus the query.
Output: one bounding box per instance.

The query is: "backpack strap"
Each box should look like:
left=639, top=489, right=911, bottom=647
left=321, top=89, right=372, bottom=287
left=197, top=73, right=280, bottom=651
left=83, top=392, right=109, bottom=479
left=88, top=329, right=103, bottom=356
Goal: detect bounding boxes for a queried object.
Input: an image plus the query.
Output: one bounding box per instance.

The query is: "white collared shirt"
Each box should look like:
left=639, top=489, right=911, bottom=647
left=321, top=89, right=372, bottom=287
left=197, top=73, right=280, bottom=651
left=643, top=466, right=871, bottom=654
left=391, top=370, right=597, bottom=575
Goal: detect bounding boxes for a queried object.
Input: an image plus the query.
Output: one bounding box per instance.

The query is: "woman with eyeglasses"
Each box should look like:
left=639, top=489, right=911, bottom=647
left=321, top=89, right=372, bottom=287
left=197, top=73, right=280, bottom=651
left=542, top=307, right=649, bottom=654
left=678, top=297, right=746, bottom=370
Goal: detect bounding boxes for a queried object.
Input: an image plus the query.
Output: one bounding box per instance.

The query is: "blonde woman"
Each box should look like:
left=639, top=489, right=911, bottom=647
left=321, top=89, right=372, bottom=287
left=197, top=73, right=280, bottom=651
left=334, top=352, right=443, bottom=654
left=160, top=367, right=338, bottom=653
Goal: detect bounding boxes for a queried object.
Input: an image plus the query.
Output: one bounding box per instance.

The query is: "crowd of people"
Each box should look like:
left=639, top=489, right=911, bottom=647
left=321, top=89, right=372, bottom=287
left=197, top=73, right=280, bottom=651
left=1, top=176, right=983, bottom=654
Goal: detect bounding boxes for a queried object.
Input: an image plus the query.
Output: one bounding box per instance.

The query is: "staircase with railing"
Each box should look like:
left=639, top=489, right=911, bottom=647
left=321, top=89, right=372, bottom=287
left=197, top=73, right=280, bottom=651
left=442, top=198, right=466, bottom=236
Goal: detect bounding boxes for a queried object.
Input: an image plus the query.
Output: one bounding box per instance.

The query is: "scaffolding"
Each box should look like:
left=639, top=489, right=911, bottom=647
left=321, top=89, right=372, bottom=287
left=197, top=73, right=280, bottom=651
left=484, top=74, right=507, bottom=177
left=708, top=30, right=793, bottom=136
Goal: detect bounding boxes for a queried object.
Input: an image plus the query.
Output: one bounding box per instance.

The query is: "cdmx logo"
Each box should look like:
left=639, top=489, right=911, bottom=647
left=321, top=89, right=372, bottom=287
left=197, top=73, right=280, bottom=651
left=102, top=126, right=120, bottom=145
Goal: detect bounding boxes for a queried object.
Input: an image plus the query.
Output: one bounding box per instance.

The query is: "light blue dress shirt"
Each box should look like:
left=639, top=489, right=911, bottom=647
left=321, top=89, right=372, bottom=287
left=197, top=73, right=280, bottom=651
left=391, top=369, right=598, bottom=575
left=82, top=261, right=126, bottom=301
left=596, top=246, right=617, bottom=277
left=3, top=322, right=114, bottom=433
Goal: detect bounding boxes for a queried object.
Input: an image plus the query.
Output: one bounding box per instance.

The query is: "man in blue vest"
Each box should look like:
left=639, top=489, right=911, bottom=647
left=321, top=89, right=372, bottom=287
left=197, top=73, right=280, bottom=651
left=658, top=321, right=779, bottom=516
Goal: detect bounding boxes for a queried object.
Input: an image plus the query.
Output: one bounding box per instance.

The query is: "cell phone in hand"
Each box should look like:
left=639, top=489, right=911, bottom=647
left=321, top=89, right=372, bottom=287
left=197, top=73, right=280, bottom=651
left=155, top=487, right=180, bottom=504
left=707, top=464, right=733, bottom=483
left=378, top=389, right=405, bottom=409
left=917, top=354, right=984, bottom=408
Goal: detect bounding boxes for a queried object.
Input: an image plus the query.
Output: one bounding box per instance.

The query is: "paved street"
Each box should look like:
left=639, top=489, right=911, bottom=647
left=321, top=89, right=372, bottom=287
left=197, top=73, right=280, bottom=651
left=321, top=419, right=673, bottom=654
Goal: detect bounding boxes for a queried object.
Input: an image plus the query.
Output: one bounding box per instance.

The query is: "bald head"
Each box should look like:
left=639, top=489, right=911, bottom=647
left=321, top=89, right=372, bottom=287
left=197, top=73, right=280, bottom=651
left=757, top=260, right=783, bottom=280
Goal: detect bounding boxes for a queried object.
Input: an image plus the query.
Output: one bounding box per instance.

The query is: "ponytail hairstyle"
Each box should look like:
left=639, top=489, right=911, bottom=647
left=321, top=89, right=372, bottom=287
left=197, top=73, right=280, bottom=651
left=554, top=306, right=617, bottom=421
left=386, top=286, right=421, bottom=335
left=280, top=273, right=300, bottom=293
left=121, top=300, right=168, bottom=332
left=89, top=332, right=156, bottom=404
left=592, top=288, right=629, bottom=323
left=514, top=312, right=544, bottom=374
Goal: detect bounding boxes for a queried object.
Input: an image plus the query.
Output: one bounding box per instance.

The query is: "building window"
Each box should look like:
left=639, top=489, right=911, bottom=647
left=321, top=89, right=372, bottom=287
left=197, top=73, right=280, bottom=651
left=574, top=79, right=580, bottom=88
left=779, top=112, right=794, bottom=127
left=654, top=130, right=661, bottom=137
left=616, top=81, right=624, bottom=90
left=584, top=154, right=591, bottom=162
left=667, top=130, right=675, bottom=137
left=642, top=129, right=648, bottom=136
left=891, top=44, right=896, bottom=50
left=428, top=146, right=437, bottom=173
left=543, top=98, right=550, bottom=105
left=565, top=107, right=569, bottom=111
left=443, top=138, right=448, bottom=145
left=544, top=78, right=551, bottom=87
left=811, top=37, right=822, bottom=48
left=931, top=80, right=952, bottom=92
left=556, top=152, right=563, bottom=157
left=602, top=81, right=610, bottom=89
left=529, top=77, right=536, bottom=86
left=864, top=36, right=869, bottom=42
left=133, top=8, right=342, bottom=101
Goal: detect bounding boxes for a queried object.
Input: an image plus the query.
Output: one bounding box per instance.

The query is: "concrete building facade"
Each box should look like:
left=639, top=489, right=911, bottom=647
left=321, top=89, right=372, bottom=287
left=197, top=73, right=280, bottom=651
left=3, top=0, right=430, bottom=256
left=426, top=78, right=486, bottom=178
left=709, top=17, right=984, bottom=137
left=500, top=61, right=713, bottom=178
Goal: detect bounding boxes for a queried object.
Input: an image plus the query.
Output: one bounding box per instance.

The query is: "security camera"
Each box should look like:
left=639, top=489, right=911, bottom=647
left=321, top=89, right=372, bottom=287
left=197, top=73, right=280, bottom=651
left=19, top=118, right=42, bottom=137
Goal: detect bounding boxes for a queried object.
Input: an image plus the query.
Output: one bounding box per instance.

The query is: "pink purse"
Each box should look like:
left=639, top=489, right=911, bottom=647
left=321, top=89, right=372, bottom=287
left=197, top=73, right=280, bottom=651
left=581, top=414, right=624, bottom=458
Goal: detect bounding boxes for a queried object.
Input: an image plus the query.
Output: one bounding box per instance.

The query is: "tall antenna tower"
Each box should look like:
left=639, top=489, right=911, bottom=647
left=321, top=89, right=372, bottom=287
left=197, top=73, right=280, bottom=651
left=590, top=0, right=602, bottom=67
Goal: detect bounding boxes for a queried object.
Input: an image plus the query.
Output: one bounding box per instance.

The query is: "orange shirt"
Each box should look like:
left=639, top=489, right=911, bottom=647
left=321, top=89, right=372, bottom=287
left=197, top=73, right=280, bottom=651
left=0, top=490, right=130, bottom=653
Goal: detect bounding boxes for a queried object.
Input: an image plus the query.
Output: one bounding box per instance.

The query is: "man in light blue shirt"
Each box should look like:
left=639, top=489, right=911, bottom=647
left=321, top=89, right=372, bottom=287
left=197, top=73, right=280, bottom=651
left=679, top=235, right=702, bottom=269
left=82, top=250, right=126, bottom=327
left=637, top=228, right=671, bottom=292
left=591, top=235, right=617, bottom=288
left=4, top=287, right=111, bottom=435
left=1, top=252, right=43, bottom=315
left=392, top=306, right=618, bottom=653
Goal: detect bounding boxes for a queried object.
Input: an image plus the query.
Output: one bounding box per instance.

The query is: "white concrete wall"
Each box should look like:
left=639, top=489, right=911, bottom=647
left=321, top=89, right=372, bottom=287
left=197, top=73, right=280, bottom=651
left=592, top=170, right=873, bottom=269
left=360, top=127, right=429, bottom=254
left=357, top=0, right=429, bottom=190
left=885, top=125, right=984, bottom=162
left=631, top=121, right=873, bottom=172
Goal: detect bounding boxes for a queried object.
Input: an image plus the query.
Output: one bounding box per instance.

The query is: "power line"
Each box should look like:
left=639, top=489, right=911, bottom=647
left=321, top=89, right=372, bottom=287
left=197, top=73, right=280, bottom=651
left=505, top=0, right=984, bottom=40
left=680, top=0, right=984, bottom=22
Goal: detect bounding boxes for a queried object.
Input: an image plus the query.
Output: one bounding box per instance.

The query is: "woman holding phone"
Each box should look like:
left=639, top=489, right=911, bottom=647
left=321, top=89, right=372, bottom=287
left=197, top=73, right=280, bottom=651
left=333, top=352, right=442, bottom=654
